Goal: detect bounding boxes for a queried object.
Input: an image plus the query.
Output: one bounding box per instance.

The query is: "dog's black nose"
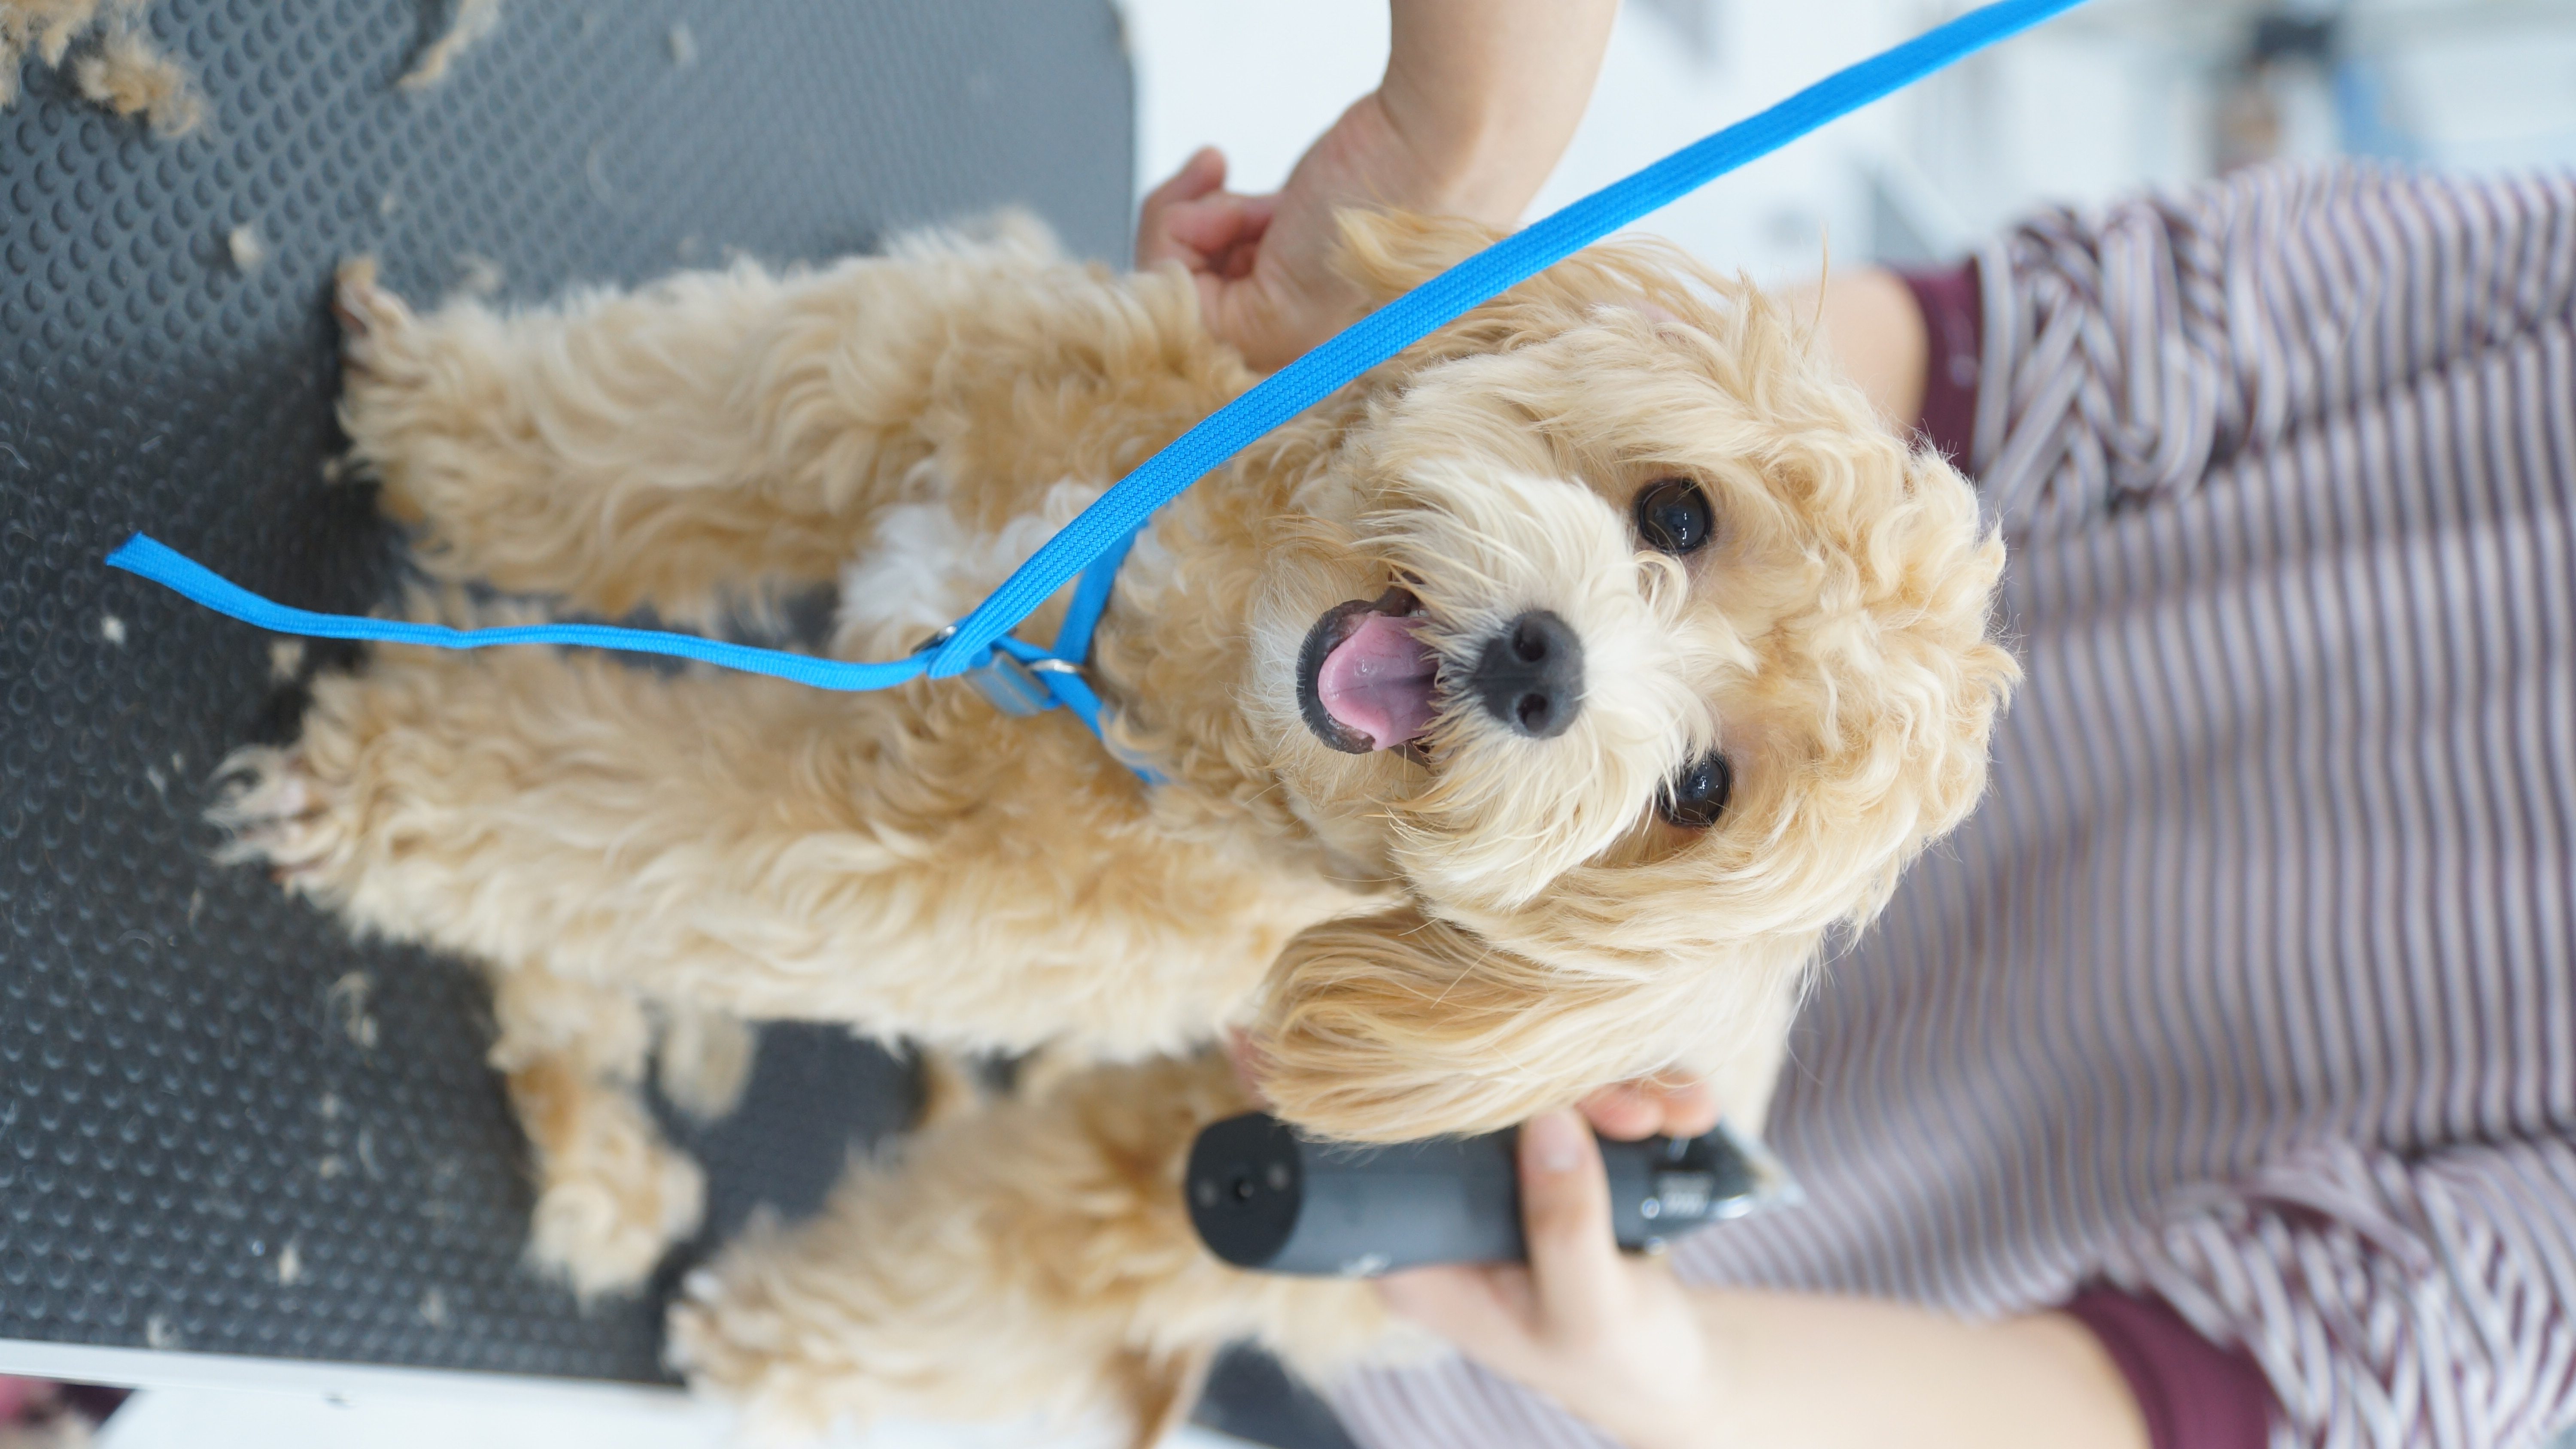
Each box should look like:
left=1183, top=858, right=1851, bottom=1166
left=1469, top=610, right=1584, bottom=739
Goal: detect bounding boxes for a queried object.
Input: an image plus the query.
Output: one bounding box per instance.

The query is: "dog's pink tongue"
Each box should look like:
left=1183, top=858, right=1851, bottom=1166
left=1317, top=612, right=1438, bottom=752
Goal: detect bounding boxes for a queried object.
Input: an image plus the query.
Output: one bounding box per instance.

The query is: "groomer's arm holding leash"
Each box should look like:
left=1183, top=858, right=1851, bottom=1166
left=1145, top=6, right=2145, bottom=1446
left=1132, top=0, right=1932, bottom=412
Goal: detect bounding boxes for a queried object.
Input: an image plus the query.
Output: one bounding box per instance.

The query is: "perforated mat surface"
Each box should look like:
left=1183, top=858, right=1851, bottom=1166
left=0, top=0, right=1130, bottom=1382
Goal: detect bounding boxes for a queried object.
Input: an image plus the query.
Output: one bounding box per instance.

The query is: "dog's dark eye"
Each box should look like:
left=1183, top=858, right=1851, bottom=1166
left=1657, top=752, right=1732, bottom=829
left=1634, top=477, right=1712, bottom=555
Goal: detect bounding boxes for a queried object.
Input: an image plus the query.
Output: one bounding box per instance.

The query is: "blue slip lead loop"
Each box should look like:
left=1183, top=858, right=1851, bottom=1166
left=103, top=0, right=2087, bottom=776
left=106, top=534, right=933, bottom=691
left=107, top=527, right=1169, bottom=778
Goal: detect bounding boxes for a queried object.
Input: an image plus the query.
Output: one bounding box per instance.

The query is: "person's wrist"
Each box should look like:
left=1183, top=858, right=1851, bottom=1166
left=1590, top=1287, right=1746, bottom=1449
left=1556, top=1275, right=1735, bottom=1449
left=1590, top=1384, right=1729, bottom=1449
left=1361, top=85, right=1546, bottom=226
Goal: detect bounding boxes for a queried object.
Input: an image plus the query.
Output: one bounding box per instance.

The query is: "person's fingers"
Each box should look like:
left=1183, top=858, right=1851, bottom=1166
left=1135, top=147, right=1229, bottom=267
left=1142, top=146, right=1227, bottom=217
left=1221, top=1027, right=1274, bottom=1108
left=1517, top=1109, right=1622, bottom=1344
left=1378, top=1264, right=1545, bottom=1378
left=1649, top=1076, right=1724, bottom=1138
left=1157, top=194, right=1265, bottom=260
left=1197, top=264, right=1298, bottom=370
left=1577, top=1084, right=1663, bottom=1140
left=1377, top=1264, right=1516, bottom=1340
left=1579, top=1076, right=1725, bottom=1140
left=1212, top=196, right=1276, bottom=280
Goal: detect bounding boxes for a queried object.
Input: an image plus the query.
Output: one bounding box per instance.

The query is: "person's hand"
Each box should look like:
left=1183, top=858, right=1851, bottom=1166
left=1377, top=1085, right=2155, bottom=1449
left=1131, top=140, right=1346, bottom=373
left=1377, top=1109, right=1722, bottom=1449
left=1136, top=0, right=1616, bottom=367
left=1135, top=89, right=1444, bottom=372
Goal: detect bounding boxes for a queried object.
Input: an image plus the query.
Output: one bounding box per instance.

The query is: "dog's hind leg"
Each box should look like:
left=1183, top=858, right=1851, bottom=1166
left=486, top=967, right=706, bottom=1298
left=331, top=226, right=1244, bottom=635
left=331, top=253, right=937, bottom=629
left=666, top=1052, right=1398, bottom=1445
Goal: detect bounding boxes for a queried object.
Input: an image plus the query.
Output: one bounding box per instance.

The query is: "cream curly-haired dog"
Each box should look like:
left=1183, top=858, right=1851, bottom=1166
left=213, top=209, right=2013, bottom=1439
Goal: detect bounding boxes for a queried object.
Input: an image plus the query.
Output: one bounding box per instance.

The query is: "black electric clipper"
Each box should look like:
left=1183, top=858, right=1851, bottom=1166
left=1185, top=1111, right=1795, bottom=1277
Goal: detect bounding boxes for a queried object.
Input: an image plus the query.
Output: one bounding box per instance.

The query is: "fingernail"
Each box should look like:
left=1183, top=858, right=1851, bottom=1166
left=1525, top=1110, right=1585, bottom=1174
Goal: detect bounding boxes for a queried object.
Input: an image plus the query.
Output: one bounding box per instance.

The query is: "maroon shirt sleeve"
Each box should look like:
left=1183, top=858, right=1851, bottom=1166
left=2063, top=1286, right=2278, bottom=1449
left=1891, top=258, right=1982, bottom=473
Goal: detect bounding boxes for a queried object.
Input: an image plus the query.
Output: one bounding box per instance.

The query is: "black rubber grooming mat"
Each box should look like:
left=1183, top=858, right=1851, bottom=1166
left=0, top=0, right=1132, bottom=1382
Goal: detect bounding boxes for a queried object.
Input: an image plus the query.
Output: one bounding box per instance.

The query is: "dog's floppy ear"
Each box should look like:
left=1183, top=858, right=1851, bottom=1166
left=1328, top=209, right=1725, bottom=375
left=1249, top=904, right=1654, bottom=1140
left=1254, top=905, right=1815, bottom=1141
left=1331, top=209, right=1505, bottom=306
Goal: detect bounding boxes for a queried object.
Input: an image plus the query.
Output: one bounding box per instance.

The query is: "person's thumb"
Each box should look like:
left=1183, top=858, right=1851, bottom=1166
left=1517, top=1109, right=1622, bottom=1343
left=1135, top=146, right=1229, bottom=267
left=1154, top=145, right=1227, bottom=205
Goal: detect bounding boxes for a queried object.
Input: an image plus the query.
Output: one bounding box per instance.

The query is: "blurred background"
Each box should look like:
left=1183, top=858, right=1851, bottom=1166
left=1122, top=0, right=2576, bottom=284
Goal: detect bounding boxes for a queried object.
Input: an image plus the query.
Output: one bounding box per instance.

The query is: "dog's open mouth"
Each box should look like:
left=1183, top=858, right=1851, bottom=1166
left=1296, top=588, right=1439, bottom=755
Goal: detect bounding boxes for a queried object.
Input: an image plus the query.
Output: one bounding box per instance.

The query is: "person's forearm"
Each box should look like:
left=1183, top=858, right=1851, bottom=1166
left=1625, top=1291, right=2147, bottom=1449
left=1775, top=269, right=1928, bottom=431
left=1379, top=0, right=1618, bottom=224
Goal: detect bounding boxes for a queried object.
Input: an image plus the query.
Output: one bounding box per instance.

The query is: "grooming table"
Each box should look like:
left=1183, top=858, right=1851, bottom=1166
left=0, top=3, right=1349, bottom=1443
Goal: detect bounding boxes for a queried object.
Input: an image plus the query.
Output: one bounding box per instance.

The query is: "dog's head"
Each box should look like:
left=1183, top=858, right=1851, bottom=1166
left=1239, top=212, right=2017, bottom=1139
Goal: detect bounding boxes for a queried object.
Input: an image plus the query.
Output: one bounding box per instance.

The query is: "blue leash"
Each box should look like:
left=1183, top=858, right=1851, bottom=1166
left=106, top=0, right=2086, bottom=774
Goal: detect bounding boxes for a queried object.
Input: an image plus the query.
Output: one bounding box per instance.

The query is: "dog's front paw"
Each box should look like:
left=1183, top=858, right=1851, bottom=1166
left=664, top=1266, right=762, bottom=1385
left=665, top=1254, right=846, bottom=1436
left=526, top=1130, right=706, bottom=1299
left=208, top=745, right=357, bottom=890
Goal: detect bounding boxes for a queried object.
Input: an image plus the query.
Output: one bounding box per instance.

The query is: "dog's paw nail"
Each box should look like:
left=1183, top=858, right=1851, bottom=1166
left=526, top=1147, right=704, bottom=1298
left=334, top=293, right=381, bottom=343
left=332, top=268, right=418, bottom=382
left=661, top=1328, right=700, bottom=1373
left=682, top=1268, right=723, bottom=1303
left=207, top=747, right=353, bottom=885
